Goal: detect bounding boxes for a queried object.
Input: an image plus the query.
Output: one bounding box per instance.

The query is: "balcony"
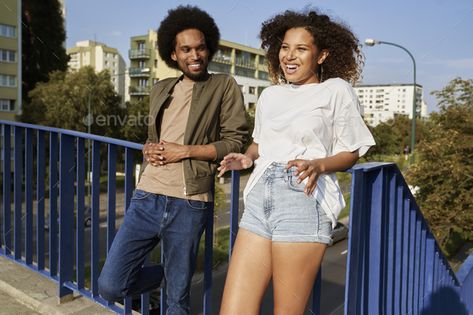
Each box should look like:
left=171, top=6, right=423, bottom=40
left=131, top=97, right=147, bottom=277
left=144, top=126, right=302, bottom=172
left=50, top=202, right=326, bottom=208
left=128, top=49, right=151, bottom=59
left=234, top=58, right=255, bottom=69
left=212, top=55, right=232, bottom=64
left=128, top=67, right=150, bottom=78
left=129, top=85, right=150, bottom=96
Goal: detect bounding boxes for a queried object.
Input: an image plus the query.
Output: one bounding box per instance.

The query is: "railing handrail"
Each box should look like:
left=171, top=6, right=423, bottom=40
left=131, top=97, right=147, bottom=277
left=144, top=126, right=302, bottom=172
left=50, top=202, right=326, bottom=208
left=0, top=120, right=142, bottom=150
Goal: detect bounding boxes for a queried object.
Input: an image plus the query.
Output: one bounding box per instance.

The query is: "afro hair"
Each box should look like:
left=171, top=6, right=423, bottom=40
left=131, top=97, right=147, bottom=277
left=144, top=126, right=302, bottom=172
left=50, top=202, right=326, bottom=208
left=157, top=5, right=220, bottom=70
left=260, top=9, right=363, bottom=84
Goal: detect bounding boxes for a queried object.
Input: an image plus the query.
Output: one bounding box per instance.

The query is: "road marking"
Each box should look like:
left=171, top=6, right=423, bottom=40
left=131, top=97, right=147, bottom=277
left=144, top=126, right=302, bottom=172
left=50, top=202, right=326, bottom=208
left=341, top=250, right=348, bottom=255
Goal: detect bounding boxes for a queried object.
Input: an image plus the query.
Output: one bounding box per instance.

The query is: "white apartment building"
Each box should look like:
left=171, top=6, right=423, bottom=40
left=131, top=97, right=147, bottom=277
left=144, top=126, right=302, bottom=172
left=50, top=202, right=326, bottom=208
left=67, top=40, right=127, bottom=105
left=354, top=84, right=428, bottom=127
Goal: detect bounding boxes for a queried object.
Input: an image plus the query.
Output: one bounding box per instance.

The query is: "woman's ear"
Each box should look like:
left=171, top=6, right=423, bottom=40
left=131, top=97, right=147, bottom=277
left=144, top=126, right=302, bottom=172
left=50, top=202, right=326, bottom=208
left=318, top=49, right=330, bottom=64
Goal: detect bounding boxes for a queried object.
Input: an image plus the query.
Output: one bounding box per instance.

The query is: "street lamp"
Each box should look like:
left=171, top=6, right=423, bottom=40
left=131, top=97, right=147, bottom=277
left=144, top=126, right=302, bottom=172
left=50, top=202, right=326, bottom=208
left=364, top=39, right=417, bottom=163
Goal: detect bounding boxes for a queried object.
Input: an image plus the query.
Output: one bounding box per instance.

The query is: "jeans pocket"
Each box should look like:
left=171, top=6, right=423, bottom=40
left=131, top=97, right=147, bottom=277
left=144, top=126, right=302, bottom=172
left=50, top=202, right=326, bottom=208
left=287, top=175, right=306, bottom=192
left=186, top=199, right=209, bottom=210
left=131, top=189, right=152, bottom=200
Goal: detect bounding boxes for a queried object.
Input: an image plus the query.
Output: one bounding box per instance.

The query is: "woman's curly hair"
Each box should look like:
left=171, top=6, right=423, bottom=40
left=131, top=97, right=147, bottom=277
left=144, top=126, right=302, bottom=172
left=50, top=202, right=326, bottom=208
left=157, top=6, right=220, bottom=70
left=260, top=9, right=363, bottom=85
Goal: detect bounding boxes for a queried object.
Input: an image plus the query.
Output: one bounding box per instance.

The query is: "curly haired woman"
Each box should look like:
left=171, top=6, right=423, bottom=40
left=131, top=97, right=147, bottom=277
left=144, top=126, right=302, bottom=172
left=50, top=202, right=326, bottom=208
left=218, top=9, right=375, bottom=315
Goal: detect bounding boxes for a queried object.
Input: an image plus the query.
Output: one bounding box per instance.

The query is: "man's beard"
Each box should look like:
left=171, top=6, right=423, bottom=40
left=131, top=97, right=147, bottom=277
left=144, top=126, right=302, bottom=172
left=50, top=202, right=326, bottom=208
left=181, top=67, right=209, bottom=81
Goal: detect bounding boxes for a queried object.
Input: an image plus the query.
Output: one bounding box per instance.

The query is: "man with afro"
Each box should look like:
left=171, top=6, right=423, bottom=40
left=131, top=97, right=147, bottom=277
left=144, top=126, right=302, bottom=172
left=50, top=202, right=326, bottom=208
left=98, top=6, right=248, bottom=314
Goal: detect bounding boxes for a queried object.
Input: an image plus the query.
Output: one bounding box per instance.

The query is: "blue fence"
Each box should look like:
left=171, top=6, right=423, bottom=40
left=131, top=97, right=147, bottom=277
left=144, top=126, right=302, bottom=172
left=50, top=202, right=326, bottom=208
left=1, top=121, right=473, bottom=315
left=346, top=162, right=473, bottom=315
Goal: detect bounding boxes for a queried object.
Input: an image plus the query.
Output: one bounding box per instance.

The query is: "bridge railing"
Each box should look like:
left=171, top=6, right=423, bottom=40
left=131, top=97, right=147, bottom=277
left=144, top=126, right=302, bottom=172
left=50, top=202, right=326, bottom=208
left=345, top=162, right=473, bottom=315
left=0, top=120, right=220, bottom=314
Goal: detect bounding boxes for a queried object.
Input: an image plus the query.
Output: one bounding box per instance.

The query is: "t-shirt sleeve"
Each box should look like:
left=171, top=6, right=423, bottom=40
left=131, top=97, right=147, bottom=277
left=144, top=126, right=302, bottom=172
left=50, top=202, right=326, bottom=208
left=251, top=92, right=264, bottom=144
left=332, top=90, right=375, bottom=157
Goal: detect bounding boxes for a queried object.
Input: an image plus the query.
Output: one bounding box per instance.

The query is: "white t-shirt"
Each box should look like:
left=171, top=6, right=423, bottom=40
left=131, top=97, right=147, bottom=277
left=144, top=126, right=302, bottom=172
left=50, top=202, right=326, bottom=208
left=244, top=78, right=376, bottom=227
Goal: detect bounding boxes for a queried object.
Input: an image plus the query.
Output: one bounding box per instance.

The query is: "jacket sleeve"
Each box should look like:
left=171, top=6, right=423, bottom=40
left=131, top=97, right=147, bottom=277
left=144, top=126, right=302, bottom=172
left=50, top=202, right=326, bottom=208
left=212, top=76, right=249, bottom=160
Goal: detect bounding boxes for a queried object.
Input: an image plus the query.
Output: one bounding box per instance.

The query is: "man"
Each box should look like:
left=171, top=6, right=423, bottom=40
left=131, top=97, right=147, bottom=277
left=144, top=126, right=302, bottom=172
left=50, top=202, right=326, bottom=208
left=98, top=6, right=248, bottom=314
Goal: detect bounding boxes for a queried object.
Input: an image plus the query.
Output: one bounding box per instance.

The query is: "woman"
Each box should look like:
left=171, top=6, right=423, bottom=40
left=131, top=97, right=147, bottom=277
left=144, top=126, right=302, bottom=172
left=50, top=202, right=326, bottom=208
left=218, top=9, right=375, bottom=315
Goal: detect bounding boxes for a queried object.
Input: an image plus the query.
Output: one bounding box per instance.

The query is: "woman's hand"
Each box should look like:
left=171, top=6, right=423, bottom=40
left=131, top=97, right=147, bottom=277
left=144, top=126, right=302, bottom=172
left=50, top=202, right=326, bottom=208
left=286, top=159, right=325, bottom=196
left=217, top=153, right=253, bottom=177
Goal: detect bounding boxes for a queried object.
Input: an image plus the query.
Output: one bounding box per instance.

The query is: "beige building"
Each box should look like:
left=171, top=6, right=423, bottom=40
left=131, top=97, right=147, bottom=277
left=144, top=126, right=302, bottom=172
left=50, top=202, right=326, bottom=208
left=0, top=0, right=21, bottom=121
left=128, top=30, right=270, bottom=108
left=354, top=83, right=428, bottom=127
left=67, top=40, right=127, bottom=105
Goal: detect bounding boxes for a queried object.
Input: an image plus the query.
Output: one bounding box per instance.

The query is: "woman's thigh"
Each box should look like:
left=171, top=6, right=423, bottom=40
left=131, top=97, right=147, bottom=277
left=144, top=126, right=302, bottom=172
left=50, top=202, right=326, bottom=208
left=272, top=241, right=327, bottom=315
left=220, top=228, right=272, bottom=315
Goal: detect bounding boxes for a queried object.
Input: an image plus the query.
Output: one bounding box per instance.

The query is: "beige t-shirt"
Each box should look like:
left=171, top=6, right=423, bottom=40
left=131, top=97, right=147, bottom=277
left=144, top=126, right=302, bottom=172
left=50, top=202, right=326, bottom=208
left=137, top=79, right=211, bottom=201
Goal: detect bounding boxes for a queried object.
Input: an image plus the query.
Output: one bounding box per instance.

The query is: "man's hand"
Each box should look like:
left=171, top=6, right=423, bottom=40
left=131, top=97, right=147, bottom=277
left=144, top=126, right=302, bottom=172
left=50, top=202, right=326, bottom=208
left=157, top=140, right=190, bottom=164
left=143, top=140, right=189, bottom=166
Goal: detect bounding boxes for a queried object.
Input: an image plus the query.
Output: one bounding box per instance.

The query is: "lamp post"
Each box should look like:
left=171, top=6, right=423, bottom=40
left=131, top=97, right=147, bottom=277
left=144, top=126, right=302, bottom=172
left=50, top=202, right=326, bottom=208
left=364, top=39, right=417, bottom=163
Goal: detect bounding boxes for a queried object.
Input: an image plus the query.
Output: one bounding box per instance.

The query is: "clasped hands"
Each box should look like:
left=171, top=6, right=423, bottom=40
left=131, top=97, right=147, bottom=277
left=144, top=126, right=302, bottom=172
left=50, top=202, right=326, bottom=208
left=143, top=140, right=189, bottom=166
left=217, top=154, right=323, bottom=196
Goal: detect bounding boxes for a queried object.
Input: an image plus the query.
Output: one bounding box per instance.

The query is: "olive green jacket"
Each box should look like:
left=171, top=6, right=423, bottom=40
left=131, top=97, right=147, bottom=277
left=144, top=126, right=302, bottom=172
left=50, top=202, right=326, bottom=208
left=143, top=73, right=248, bottom=196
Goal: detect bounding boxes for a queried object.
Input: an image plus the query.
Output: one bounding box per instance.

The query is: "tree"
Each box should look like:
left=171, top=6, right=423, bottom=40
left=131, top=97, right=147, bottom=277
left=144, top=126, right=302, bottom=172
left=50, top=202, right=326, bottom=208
left=406, top=77, right=473, bottom=256
left=364, top=115, right=426, bottom=159
left=22, top=0, right=69, bottom=103
left=122, top=97, right=150, bottom=144
left=25, top=67, right=125, bottom=139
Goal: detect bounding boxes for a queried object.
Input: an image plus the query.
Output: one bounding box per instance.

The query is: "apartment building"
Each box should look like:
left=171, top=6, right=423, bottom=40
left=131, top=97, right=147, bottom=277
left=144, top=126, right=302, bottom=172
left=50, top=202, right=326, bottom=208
left=0, top=0, right=21, bottom=121
left=354, top=83, right=428, bottom=127
left=128, top=30, right=270, bottom=108
left=67, top=40, right=127, bottom=105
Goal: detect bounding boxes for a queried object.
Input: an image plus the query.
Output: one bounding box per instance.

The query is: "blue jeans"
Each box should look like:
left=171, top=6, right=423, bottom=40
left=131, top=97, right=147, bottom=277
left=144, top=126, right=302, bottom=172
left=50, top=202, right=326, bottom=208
left=98, top=189, right=209, bottom=315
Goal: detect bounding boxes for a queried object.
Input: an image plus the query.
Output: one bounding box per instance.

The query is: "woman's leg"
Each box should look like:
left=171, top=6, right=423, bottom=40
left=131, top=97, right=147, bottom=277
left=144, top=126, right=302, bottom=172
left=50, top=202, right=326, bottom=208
left=272, top=242, right=327, bottom=315
left=219, top=228, right=273, bottom=315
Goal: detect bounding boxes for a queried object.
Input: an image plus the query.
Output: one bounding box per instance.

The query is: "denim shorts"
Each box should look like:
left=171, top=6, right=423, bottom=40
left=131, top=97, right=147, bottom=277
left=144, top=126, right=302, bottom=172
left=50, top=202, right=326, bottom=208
left=240, top=162, right=333, bottom=244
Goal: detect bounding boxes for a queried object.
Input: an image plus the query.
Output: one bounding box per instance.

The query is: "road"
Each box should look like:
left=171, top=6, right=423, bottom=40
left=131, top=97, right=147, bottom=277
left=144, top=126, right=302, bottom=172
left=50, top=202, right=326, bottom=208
left=190, top=239, right=348, bottom=315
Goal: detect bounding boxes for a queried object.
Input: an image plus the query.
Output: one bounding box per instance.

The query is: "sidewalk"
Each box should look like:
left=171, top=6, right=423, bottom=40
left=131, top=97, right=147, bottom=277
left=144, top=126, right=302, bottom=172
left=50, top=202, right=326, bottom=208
left=0, top=256, right=114, bottom=315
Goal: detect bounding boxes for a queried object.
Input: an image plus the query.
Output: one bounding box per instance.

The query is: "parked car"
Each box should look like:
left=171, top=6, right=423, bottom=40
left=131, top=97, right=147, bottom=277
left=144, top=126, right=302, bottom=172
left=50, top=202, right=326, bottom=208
left=330, top=221, right=349, bottom=246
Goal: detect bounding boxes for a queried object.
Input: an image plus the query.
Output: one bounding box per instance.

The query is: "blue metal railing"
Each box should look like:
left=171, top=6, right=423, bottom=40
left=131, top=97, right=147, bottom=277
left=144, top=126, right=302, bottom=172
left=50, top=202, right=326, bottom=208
left=0, top=120, right=220, bottom=314
left=2, top=121, right=473, bottom=314
left=345, top=162, right=473, bottom=315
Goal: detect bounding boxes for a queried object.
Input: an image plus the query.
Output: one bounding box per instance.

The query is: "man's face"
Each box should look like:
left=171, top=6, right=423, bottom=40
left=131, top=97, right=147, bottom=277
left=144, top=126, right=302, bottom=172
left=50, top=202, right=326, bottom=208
left=172, top=28, right=210, bottom=81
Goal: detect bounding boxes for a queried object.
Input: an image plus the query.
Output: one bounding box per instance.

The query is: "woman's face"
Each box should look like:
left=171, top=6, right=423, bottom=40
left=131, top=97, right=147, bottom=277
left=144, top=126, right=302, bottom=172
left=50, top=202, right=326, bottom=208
left=278, top=27, right=326, bottom=85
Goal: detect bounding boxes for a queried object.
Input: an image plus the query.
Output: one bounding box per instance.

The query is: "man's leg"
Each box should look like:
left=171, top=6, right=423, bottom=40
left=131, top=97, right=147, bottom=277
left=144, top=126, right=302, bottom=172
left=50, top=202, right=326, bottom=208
left=98, top=190, right=165, bottom=301
left=161, top=197, right=208, bottom=315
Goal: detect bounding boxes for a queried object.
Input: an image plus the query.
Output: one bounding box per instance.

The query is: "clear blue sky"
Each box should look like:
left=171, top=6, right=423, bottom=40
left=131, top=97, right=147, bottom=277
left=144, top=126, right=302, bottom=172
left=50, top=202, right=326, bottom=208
left=65, top=0, right=473, bottom=113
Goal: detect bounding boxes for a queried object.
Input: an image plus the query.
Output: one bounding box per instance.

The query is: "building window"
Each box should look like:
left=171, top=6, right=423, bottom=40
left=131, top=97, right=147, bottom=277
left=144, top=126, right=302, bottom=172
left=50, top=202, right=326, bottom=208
left=0, top=24, right=16, bottom=38
left=0, top=99, right=15, bottom=111
left=137, top=41, right=146, bottom=50
left=0, top=74, right=16, bottom=87
left=257, top=86, right=266, bottom=96
left=259, top=56, right=266, bottom=65
left=249, top=86, right=256, bottom=95
left=248, top=102, right=255, bottom=109
left=235, top=66, right=255, bottom=78
left=0, top=49, right=16, bottom=62
left=258, top=71, right=268, bottom=80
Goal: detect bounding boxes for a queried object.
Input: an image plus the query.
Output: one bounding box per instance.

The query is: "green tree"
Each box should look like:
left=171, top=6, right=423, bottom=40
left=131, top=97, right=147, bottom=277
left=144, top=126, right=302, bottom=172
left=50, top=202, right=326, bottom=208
left=122, top=97, right=150, bottom=143
left=365, top=115, right=426, bottom=158
left=406, top=77, right=473, bottom=256
left=22, top=0, right=68, bottom=103
left=25, top=67, right=125, bottom=138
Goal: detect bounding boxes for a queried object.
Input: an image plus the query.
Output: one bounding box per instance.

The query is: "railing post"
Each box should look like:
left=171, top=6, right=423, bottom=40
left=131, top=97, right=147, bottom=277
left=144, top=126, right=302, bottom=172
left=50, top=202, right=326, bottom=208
left=49, top=133, right=59, bottom=276
left=203, top=189, right=214, bottom=315
left=229, top=170, right=240, bottom=256
left=76, top=138, right=85, bottom=290
left=2, top=124, right=11, bottom=256
left=91, top=141, right=100, bottom=297
left=36, top=130, right=45, bottom=270
left=25, top=128, right=34, bottom=265
left=59, top=134, right=74, bottom=301
left=13, top=126, right=23, bottom=261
